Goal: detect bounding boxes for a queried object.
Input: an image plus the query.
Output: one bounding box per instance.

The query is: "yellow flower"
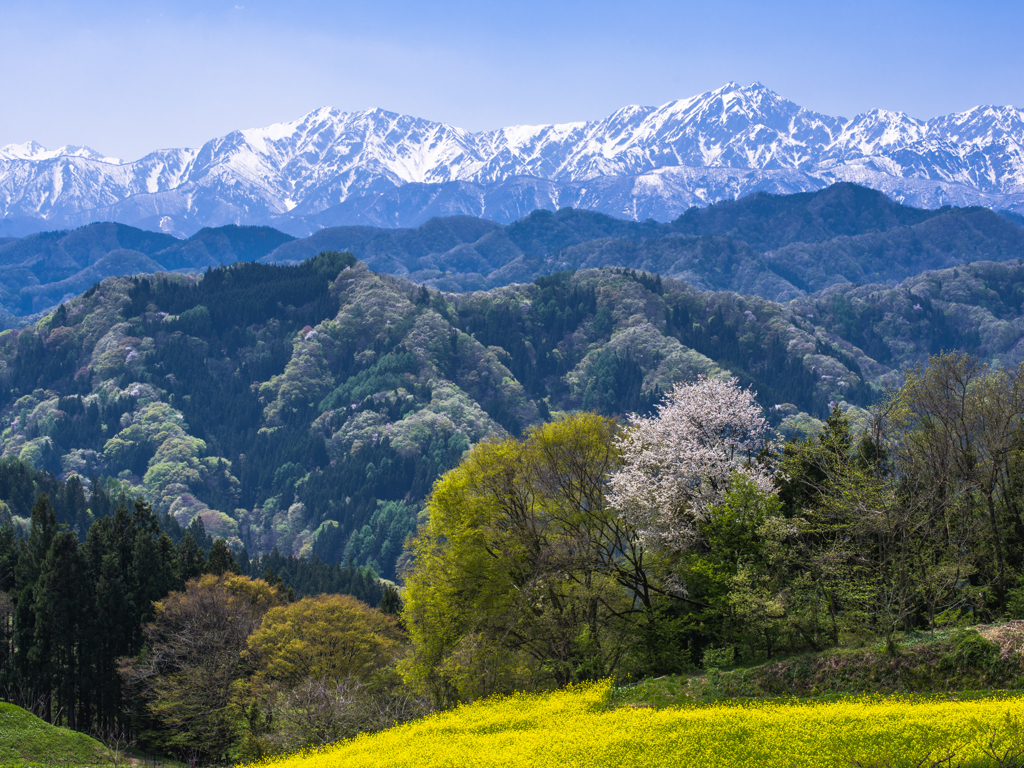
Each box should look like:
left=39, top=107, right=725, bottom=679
left=245, top=683, right=1024, bottom=768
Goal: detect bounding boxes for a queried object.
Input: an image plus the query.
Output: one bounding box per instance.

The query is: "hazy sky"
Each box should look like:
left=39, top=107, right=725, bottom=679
left=3, top=0, right=1022, bottom=160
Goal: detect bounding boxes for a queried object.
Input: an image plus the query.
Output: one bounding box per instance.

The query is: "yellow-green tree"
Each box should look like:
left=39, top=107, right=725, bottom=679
left=402, top=413, right=648, bottom=706
left=242, top=594, right=410, bottom=755
left=248, top=593, right=402, bottom=686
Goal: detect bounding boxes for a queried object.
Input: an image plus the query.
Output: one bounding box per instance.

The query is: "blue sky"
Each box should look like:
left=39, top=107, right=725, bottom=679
left=3, top=0, right=1022, bottom=160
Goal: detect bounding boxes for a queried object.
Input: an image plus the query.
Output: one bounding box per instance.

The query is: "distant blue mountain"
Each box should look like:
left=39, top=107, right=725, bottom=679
left=3, top=184, right=1023, bottom=320
left=0, top=223, right=293, bottom=316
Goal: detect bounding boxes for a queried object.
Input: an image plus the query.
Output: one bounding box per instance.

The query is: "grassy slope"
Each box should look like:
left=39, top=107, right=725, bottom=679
left=0, top=703, right=113, bottom=766
left=612, top=624, right=1024, bottom=709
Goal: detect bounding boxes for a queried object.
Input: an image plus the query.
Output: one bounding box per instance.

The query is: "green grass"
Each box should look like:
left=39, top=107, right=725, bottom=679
left=0, top=703, right=114, bottom=767
left=611, top=625, right=1024, bottom=709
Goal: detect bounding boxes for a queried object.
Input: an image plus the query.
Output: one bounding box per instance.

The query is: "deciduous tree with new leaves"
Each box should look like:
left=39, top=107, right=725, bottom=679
left=608, top=376, right=776, bottom=554
left=401, top=413, right=645, bottom=706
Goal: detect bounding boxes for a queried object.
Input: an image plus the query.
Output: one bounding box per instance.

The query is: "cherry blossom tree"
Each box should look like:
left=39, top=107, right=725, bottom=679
left=608, top=376, right=776, bottom=554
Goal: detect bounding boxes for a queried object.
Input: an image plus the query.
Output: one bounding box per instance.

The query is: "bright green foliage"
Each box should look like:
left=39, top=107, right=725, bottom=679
left=402, top=413, right=645, bottom=704
left=248, top=594, right=402, bottom=686
left=241, top=594, right=417, bottom=757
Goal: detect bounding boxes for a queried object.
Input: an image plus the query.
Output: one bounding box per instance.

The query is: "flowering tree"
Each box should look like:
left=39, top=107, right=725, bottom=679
left=608, top=376, right=776, bottom=554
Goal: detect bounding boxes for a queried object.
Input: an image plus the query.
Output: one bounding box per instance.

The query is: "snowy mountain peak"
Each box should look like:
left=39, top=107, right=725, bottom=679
left=3, top=82, right=1024, bottom=237
left=0, top=141, right=122, bottom=164
left=0, top=140, right=48, bottom=160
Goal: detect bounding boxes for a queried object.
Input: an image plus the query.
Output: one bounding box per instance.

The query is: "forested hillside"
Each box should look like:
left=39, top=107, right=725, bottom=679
left=3, top=184, right=1023, bottom=320
left=0, top=247, right=934, bottom=579
left=0, top=238, right=1021, bottom=761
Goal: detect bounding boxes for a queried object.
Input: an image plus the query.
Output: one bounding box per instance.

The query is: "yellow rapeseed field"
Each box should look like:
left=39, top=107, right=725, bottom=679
left=250, top=682, right=1024, bottom=768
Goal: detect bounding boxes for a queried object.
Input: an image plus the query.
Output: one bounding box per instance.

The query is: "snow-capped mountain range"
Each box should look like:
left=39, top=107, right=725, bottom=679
left=4, top=82, right=1024, bottom=238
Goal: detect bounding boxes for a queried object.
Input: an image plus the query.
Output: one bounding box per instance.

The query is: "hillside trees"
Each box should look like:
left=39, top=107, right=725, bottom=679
left=115, top=580, right=412, bottom=761
left=672, top=474, right=820, bottom=660
left=118, top=574, right=286, bottom=762
left=0, top=488, right=262, bottom=734
left=604, top=376, right=831, bottom=659
left=401, top=385, right=841, bottom=704
left=242, top=594, right=414, bottom=754
left=609, top=376, right=776, bottom=556
left=404, top=355, right=1024, bottom=686
left=0, top=476, right=399, bottom=753
left=779, top=405, right=969, bottom=653
left=402, top=413, right=646, bottom=705
left=777, top=356, right=1024, bottom=647
left=888, top=352, right=1024, bottom=613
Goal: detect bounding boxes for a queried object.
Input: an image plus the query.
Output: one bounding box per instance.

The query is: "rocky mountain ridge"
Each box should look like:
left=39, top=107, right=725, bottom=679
left=4, top=83, right=1024, bottom=237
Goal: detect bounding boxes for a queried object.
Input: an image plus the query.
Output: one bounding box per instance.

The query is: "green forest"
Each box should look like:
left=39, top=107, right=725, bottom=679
left=0, top=189, right=1023, bottom=762
left=3, top=352, right=1024, bottom=763
left=0, top=240, right=1022, bottom=583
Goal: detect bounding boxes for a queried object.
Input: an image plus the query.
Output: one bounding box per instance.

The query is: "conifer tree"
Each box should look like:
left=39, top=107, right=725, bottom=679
left=14, top=493, right=57, bottom=712
left=177, top=531, right=207, bottom=582
left=33, top=530, right=86, bottom=726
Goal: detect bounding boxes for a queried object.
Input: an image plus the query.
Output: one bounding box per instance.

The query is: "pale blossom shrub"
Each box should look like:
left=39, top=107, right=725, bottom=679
left=608, top=375, right=776, bottom=553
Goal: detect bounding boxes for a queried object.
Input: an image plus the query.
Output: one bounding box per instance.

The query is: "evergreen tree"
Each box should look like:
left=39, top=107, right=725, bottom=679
left=207, top=539, right=240, bottom=576
left=33, top=530, right=86, bottom=726
left=176, top=531, right=207, bottom=583
left=13, top=493, right=57, bottom=712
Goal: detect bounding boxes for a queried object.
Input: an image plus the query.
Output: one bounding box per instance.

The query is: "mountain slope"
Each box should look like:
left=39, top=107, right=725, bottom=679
left=0, top=253, right=895, bottom=577
left=3, top=185, right=1022, bottom=317
left=3, top=243, right=1023, bottom=577
left=4, top=83, right=1024, bottom=236
left=801, top=260, right=1024, bottom=371
left=0, top=223, right=295, bottom=315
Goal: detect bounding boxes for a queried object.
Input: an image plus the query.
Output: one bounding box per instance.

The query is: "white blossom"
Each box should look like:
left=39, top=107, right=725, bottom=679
left=608, top=376, right=776, bottom=553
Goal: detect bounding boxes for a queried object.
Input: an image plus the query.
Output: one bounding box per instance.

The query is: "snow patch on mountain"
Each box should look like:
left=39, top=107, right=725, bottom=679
left=0, top=141, right=122, bottom=164
left=4, top=82, right=1024, bottom=237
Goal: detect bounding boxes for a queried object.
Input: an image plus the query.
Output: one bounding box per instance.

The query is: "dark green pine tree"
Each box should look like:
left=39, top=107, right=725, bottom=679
left=33, top=529, right=86, bottom=727
left=206, top=539, right=240, bottom=576
left=63, top=475, right=92, bottom=540
left=81, top=500, right=180, bottom=732
left=0, top=522, right=16, bottom=591
left=156, top=533, right=181, bottom=591
left=379, top=584, right=403, bottom=615
left=0, top=522, right=17, bottom=696
left=13, top=493, right=57, bottom=714
left=81, top=516, right=134, bottom=733
left=129, top=501, right=176, bottom=633
left=176, top=531, right=207, bottom=583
